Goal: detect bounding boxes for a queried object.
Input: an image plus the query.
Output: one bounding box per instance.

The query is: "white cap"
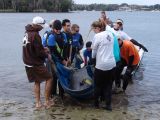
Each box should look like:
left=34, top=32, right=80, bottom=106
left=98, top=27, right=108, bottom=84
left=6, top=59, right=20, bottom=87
left=116, top=19, right=123, bottom=25
left=32, top=16, right=48, bottom=28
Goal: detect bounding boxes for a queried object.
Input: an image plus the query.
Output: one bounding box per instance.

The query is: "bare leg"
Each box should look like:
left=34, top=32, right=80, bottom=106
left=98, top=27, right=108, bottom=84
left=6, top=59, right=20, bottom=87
left=44, top=78, right=54, bottom=108
left=34, top=81, right=41, bottom=108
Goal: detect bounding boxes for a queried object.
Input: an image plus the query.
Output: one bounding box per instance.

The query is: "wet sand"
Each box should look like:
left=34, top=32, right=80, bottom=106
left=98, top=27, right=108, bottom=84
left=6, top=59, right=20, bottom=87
left=1, top=73, right=160, bottom=120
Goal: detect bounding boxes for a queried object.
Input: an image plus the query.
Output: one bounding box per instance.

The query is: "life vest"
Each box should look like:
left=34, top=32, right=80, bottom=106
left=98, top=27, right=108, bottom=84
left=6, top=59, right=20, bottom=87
left=72, top=33, right=81, bottom=48
left=44, top=31, right=66, bottom=57
left=63, top=32, right=72, bottom=45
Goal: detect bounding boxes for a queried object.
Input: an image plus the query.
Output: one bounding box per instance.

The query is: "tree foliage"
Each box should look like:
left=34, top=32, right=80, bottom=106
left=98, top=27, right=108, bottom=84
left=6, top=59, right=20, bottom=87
left=0, top=0, right=73, bottom=12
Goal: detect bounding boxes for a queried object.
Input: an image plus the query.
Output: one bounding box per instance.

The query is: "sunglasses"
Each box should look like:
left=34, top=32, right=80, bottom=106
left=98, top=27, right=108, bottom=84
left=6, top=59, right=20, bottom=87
left=117, top=22, right=122, bottom=26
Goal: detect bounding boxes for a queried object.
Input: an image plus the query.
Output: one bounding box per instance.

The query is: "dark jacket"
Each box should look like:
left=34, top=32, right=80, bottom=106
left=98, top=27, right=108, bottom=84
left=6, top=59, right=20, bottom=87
left=23, top=24, right=48, bottom=66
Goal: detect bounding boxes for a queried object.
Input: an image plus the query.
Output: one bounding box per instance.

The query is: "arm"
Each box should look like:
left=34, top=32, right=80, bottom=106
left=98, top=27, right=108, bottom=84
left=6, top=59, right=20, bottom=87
left=122, top=31, right=148, bottom=52
left=130, top=39, right=148, bottom=52
left=48, top=46, right=64, bottom=61
left=91, top=35, right=99, bottom=65
left=92, top=36, right=99, bottom=59
left=33, top=34, right=48, bottom=59
left=128, top=55, right=134, bottom=67
left=83, top=50, right=87, bottom=66
left=47, top=34, right=65, bottom=61
left=79, top=34, right=84, bottom=50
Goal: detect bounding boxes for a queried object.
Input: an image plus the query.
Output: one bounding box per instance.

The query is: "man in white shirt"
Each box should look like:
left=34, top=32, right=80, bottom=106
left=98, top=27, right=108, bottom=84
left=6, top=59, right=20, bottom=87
left=91, top=21, right=116, bottom=111
left=113, top=19, right=148, bottom=52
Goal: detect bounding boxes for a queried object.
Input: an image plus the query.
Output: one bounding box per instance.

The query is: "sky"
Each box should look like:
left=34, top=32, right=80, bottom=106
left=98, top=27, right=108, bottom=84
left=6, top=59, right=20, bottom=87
left=73, top=0, right=160, bottom=5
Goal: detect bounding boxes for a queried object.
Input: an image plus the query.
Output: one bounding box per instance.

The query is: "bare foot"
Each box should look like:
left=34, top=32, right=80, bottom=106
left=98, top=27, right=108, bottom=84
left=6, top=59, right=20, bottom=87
left=44, top=100, right=55, bottom=109
left=35, top=102, right=44, bottom=110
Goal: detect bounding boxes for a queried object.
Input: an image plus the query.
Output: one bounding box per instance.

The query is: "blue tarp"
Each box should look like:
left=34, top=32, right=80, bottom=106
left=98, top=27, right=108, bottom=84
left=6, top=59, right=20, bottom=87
left=53, top=61, right=94, bottom=99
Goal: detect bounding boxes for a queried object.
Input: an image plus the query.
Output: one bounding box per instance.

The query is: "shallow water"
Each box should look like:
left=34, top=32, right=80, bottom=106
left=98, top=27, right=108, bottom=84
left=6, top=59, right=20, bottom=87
left=0, top=11, right=160, bottom=120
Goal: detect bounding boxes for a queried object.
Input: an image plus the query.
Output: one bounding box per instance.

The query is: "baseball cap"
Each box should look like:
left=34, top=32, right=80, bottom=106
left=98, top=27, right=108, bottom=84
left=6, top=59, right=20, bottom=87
left=32, top=16, right=48, bottom=28
left=116, top=19, right=123, bottom=25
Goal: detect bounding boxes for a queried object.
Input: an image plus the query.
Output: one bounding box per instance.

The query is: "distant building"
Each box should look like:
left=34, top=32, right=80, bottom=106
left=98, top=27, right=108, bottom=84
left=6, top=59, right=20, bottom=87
left=119, top=6, right=132, bottom=11
left=140, top=8, right=150, bottom=11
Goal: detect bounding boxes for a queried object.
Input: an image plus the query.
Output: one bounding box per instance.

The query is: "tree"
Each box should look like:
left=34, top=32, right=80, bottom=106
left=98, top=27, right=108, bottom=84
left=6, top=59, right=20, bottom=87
left=60, top=0, right=73, bottom=12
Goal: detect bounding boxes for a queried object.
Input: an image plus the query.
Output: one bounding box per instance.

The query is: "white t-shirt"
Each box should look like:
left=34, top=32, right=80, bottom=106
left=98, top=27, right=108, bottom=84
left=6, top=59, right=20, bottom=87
left=114, top=30, right=132, bottom=40
left=92, top=31, right=116, bottom=71
left=106, top=26, right=132, bottom=40
left=106, top=25, right=115, bottom=33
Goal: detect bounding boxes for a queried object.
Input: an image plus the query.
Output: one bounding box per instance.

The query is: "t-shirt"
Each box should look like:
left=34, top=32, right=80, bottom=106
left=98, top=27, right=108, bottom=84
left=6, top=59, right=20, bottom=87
left=83, top=49, right=92, bottom=64
left=120, top=40, right=140, bottom=65
left=92, top=31, right=116, bottom=71
left=106, top=26, right=120, bottom=62
left=42, top=30, right=52, bottom=47
left=114, top=30, right=132, bottom=40
left=72, top=33, right=83, bottom=49
left=42, top=31, right=67, bottom=61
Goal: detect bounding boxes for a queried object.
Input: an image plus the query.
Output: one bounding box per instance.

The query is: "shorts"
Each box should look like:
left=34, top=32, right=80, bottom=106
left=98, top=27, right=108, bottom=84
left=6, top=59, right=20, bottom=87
left=25, top=65, right=52, bottom=83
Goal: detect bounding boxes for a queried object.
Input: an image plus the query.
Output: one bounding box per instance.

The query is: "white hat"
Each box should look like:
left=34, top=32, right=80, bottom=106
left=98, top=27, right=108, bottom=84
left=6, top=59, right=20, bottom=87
left=32, top=16, right=48, bottom=28
left=116, top=19, right=123, bottom=25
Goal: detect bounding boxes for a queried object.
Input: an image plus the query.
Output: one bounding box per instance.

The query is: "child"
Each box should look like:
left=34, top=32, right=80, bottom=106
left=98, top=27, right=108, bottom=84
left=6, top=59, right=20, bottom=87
left=83, top=41, right=92, bottom=66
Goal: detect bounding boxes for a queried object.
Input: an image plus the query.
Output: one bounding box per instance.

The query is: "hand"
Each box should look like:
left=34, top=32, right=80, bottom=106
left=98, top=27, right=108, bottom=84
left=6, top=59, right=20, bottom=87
left=44, top=47, right=50, bottom=54
left=67, top=60, right=71, bottom=66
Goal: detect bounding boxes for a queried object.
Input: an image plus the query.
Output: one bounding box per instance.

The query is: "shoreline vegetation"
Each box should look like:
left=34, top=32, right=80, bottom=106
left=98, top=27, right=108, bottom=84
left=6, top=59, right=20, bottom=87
left=0, top=0, right=160, bottom=13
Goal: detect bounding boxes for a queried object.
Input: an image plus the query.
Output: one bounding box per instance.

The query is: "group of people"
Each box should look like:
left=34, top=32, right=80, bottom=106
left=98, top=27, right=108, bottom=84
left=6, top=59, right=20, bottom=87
left=22, top=11, right=148, bottom=111
left=91, top=11, right=148, bottom=111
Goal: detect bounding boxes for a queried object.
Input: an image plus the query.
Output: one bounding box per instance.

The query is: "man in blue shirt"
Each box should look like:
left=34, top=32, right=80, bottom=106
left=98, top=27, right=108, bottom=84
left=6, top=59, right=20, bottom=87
left=62, top=19, right=73, bottom=64
left=42, top=20, right=67, bottom=99
left=71, top=24, right=84, bottom=68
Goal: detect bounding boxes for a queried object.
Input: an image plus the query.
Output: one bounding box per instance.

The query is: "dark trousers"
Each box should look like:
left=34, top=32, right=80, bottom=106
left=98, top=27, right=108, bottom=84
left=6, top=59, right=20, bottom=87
left=51, top=69, right=64, bottom=99
left=94, top=68, right=115, bottom=106
left=51, top=72, right=58, bottom=95
left=115, top=59, right=137, bottom=91
left=114, top=61, right=125, bottom=88
left=71, top=47, right=78, bottom=63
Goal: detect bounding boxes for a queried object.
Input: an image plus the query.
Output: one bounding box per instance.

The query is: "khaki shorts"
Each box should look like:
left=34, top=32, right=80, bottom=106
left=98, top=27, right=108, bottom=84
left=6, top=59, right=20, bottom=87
left=25, top=65, right=52, bottom=83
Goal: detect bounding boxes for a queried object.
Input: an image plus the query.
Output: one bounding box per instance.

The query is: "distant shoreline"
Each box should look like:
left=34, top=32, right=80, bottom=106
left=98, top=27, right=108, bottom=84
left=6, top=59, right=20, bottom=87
left=0, top=9, right=159, bottom=13
left=0, top=9, right=74, bottom=13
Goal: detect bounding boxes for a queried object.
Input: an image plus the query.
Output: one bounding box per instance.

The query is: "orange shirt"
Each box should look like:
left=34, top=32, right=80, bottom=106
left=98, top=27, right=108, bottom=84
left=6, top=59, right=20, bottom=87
left=120, top=40, right=140, bottom=65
